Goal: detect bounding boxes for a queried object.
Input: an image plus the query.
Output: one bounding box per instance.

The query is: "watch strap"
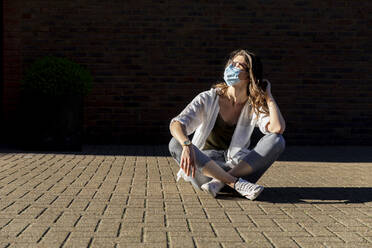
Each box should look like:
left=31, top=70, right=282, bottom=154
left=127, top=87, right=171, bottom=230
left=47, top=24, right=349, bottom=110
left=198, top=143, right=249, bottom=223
left=182, top=140, right=192, bottom=146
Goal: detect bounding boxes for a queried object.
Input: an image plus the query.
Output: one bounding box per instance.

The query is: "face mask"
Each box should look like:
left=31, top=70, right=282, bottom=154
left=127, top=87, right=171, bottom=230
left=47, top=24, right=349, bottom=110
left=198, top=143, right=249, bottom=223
left=224, top=64, right=242, bottom=86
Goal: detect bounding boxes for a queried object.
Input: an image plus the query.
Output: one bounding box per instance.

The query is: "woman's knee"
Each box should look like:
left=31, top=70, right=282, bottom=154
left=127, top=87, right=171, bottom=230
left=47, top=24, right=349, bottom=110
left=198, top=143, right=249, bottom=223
left=270, top=133, right=286, bottom=154
left=168, top=137, right=182, bottom=159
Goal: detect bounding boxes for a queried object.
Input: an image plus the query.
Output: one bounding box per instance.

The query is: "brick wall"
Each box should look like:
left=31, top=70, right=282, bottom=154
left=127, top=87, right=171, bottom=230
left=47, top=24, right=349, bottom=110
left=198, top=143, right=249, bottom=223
left=3, top=0, right=22, bottom=130
left=3, top=0, right=372, bottom=145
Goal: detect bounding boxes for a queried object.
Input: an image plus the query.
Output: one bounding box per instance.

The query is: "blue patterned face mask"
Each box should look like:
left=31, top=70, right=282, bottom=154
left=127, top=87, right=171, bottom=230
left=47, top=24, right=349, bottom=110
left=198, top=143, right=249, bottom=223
left=224, top=64, right=242, bottom=86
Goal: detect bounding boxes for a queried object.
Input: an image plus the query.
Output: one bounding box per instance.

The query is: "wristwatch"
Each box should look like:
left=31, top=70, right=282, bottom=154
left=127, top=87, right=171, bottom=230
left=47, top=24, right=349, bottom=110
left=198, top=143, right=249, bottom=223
left=182, top=140, right=192, bottom=146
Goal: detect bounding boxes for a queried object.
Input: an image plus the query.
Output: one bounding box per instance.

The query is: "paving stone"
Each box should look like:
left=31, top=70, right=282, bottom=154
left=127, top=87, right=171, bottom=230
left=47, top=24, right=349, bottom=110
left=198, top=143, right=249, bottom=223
left=0, top=146, right=371, bottom=247
left=169, top=236, right=195, bottom=248
left=265, top=236, right=300, bottom=248
left=333, top=231, right=367, bottom=242
left=193, top=238, right=222, bottom=248
left=144, top=231, right=167, bottom=243
left=63, top=237, right=92, bottom=248
left=189, top=222, right=213, bottom=232
left=221, top=241, right=273, bottom=247
left=166, top=218, right=188, bottom=228
left=302, top=226, right=337, bottom=237
left=212, top=226, right=242, bottom=241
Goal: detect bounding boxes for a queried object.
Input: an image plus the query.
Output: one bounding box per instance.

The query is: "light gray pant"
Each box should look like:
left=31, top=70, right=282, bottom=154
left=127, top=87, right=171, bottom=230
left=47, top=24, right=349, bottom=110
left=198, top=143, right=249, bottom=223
left=168, top=133, right=285, bottom=188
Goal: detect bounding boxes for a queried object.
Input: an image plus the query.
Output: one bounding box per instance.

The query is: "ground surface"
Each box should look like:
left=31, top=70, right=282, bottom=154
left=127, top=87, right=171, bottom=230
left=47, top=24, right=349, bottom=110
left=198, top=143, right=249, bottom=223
left=0, top=145, right=371, bottom=248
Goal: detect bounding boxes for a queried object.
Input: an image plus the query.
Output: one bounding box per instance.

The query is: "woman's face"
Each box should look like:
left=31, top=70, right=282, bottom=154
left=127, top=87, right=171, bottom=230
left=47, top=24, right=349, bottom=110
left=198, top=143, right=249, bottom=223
left=231, top=55, right=248, bottom=71
left=231, top=55, right=250, bottom=86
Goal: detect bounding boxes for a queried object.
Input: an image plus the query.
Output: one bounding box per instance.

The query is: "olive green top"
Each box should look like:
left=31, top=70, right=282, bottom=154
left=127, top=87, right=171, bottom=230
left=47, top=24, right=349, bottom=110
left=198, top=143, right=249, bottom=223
left=202, top=113, right=237, bottom=151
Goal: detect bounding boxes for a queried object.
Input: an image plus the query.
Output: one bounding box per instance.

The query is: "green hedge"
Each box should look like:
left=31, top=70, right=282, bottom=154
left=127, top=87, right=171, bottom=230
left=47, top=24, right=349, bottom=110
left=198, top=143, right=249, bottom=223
left=22, top=56, right=93, bottom=96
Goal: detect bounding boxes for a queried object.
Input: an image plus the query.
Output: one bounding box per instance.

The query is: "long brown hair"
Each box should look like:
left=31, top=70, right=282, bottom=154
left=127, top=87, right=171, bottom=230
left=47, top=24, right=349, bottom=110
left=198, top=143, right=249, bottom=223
left=213, top=49, right=269, bottom=118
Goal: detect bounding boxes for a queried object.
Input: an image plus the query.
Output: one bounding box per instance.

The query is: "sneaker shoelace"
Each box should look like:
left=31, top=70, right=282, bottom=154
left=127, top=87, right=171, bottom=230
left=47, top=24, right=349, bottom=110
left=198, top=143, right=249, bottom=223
left=235, top=180, right=259, bottom=194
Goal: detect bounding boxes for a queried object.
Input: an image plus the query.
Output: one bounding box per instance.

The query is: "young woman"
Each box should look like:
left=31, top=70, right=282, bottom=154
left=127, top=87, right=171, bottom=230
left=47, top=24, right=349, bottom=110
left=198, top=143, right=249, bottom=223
left=169, top=49, right=286, bottom=200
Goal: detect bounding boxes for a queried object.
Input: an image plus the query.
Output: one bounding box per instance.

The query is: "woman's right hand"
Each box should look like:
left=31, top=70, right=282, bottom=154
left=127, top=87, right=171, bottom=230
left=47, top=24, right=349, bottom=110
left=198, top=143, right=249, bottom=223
left=180, top=145, right=196, bottom=178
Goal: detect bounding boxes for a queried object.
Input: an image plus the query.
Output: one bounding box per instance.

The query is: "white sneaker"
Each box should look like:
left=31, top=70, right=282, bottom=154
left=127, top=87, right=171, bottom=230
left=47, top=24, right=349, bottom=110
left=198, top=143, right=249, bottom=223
left=176, top=169, right=200, bottom=189
left=201, top=178, right=225, bottom=198
left=234, top=178, right=264, bottom=200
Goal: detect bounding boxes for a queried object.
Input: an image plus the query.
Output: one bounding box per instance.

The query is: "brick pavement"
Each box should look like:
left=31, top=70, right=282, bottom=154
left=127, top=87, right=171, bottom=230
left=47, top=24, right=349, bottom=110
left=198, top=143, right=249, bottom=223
left=0, top=146, right=371, bottom=248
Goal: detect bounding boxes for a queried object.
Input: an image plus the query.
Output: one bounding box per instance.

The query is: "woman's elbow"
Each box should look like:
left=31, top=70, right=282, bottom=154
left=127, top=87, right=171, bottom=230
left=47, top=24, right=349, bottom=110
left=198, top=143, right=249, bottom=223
left=280, top=122, right=286, bottom=134
left=170, top=120, right=186, bottom=135
left=169, top=120, right=179, bottom=134
left=269, top=125, right=285, bottom=134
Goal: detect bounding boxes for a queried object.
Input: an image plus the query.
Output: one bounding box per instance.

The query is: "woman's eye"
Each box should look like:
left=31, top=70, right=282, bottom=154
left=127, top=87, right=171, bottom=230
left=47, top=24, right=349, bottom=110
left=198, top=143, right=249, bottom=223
left=232, top=62, right=240, bottom=68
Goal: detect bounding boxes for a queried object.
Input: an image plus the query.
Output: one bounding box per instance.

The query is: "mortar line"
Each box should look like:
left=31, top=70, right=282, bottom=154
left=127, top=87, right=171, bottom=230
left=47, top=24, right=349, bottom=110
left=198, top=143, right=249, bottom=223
left=59, top=232, right=71, bottom=248
left=94, top=219, right=101, bottom=233
left=53, top=211, right=64, bottom=223
left=37, top=226, right=50, bottom=243
left=15, top=223, right=31, bottom=237
left=87, top=237, right=93, bottom=248
left=35, top=208, right=48, bottom=219
left=0, top=219, right=13, bottom=230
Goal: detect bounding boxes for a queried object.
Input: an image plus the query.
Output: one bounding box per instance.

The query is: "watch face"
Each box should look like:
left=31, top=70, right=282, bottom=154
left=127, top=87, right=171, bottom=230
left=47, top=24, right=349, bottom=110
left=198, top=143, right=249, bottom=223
left=184, top=140, right=191, bottom=146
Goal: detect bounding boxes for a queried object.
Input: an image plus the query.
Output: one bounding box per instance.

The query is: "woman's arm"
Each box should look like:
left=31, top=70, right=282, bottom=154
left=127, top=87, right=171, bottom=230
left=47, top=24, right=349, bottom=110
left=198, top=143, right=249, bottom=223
left=170, top=121, right=190, bottom=146
left=169, top=90, right=213, bottom=177
left=264, top=80, right=286, bottom=134
left=170, top=121, right=196, bottom=178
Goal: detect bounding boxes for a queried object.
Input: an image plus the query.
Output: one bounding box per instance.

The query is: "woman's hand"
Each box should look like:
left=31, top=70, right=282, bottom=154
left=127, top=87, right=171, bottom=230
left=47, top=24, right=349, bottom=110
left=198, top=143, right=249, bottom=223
left=180, top=145, right=196, bottom=178
left=262, top=78, right=286, bottom=134
left=263, top=79, right=273, bottom=102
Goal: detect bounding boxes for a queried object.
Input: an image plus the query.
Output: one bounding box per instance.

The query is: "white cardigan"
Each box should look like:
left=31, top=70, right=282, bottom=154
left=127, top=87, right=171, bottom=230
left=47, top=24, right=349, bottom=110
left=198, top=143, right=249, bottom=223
left=170, top=88, right=270, bottom=167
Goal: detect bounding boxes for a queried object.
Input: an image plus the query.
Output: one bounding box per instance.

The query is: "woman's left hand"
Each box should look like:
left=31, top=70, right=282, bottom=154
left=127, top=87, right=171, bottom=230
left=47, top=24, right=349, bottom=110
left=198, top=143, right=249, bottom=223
left=263, top=79, right=273, bottom=101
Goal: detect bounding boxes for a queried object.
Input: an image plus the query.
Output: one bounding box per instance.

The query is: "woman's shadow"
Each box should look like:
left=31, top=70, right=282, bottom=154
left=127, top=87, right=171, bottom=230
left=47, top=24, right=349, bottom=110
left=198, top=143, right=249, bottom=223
left=218, top=186, right=372, bottom=204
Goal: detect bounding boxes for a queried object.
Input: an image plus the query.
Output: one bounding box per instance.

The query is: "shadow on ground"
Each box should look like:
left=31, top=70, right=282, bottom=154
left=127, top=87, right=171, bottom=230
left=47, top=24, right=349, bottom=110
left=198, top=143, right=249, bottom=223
left=2, top=128, right=372, bottom=163
left=217, top=187, right=372, bottom=204
left=1, top=144, right=372, bottom=163
left=0, top=144, right=170, bottom=156
left=278, top=147, right=372, bottom=163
